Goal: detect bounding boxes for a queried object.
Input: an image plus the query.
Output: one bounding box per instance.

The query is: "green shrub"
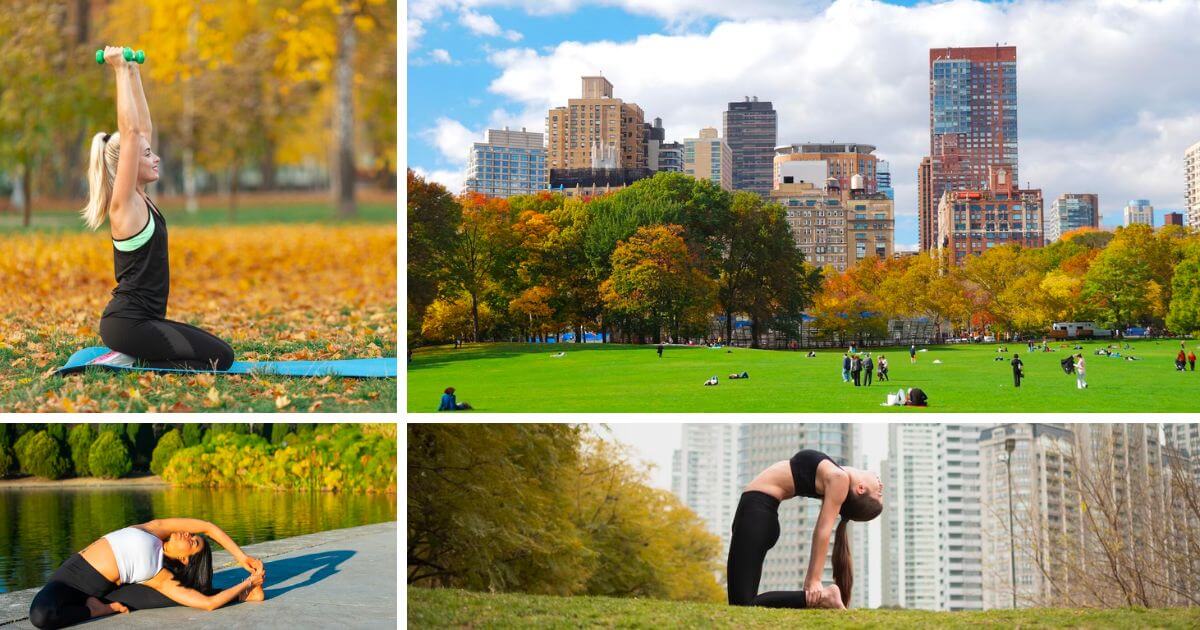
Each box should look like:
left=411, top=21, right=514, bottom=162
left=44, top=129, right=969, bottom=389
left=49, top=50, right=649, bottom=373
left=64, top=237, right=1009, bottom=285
left=182, top=424, right=203, bottom=447
left=0, top=424, right=13, bottom=448
left=270, top=424, right=292, bottom=445
left=89, top=432, right=132, bottom=479
left=150, top=430, right=185, bottom=476
left=0, top=445, right=13, bottom=476
left=163, top=426, right=395, bottom=494
left=46, top=423, right=68, bottom=444
left=67, top=424, right=95, bottom=477
left=13, top=430, right=36, bottom=473
left=24, top=432, right=71, bottom=480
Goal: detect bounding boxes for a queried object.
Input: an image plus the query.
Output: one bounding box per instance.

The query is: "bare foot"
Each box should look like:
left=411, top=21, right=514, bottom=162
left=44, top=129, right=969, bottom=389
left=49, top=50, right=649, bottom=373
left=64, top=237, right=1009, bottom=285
left=85, top=597, right=129, bottom=618
left=241, top=585, right=265, bottom=602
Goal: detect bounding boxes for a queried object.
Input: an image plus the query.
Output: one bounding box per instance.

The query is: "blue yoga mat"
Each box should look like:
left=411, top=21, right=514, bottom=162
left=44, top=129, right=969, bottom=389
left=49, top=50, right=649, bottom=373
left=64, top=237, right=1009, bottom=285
left=56, top=347, right=397, bottom=378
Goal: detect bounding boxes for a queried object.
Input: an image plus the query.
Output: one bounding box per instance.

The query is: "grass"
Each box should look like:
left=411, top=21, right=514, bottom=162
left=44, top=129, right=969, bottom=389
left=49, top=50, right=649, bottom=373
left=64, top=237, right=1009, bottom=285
left=406, top=339, right=1200, bottom=412
left=2, top=217, right=396, bottom=412
left=407, top=588, right=1200, bottom=629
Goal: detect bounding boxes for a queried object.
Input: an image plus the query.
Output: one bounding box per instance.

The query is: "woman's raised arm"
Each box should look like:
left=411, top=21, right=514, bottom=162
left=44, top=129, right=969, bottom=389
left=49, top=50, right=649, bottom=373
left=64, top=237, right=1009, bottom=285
left=106, top=46, right=145, bottom=214
left=129, top=63, right=153, bottom=140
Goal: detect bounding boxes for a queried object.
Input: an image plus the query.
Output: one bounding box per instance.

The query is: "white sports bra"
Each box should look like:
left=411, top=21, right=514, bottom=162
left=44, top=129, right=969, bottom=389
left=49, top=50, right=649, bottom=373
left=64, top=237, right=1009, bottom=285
left=103, top=527, right=163, bottom=584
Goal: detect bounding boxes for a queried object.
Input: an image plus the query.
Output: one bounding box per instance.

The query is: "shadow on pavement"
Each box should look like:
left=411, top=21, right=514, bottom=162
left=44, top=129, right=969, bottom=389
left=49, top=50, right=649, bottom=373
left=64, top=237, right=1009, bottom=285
left=212, top=550, right=356, bottom=599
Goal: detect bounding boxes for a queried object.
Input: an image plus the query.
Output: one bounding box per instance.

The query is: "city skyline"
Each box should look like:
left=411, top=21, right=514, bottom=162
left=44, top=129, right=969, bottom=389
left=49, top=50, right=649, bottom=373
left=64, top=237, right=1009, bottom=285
left=408, top=0, right=1200, bottom=247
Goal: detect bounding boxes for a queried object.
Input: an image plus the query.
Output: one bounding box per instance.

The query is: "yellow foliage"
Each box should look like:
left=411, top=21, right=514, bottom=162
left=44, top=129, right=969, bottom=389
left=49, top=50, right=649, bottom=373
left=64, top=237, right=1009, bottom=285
left=1, top=223, right=396, bottom=411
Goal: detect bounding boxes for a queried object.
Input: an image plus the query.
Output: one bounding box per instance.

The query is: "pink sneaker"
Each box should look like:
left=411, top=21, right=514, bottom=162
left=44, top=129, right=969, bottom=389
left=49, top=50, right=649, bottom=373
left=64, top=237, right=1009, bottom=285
left=90, top=351, right=137, bottom=368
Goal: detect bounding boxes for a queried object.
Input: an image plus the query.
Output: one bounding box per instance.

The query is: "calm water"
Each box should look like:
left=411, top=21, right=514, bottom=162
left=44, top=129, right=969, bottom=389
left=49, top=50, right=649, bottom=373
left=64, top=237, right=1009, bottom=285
left=0, top=486, right=396, bottom=593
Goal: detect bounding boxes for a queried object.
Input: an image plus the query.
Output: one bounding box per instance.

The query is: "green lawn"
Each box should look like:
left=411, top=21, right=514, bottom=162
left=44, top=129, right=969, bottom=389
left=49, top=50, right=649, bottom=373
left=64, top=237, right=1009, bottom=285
left=408, top=588, right=1200, bottom=629
left=406, top=339, right=1199, bottom=412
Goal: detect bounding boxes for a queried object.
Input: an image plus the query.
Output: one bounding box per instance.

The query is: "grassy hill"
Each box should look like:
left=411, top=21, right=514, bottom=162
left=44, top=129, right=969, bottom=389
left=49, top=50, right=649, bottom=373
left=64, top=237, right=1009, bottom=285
left=406, top=339, right=1199, bottom=412
left=408, top=588, right=1200, bottom=629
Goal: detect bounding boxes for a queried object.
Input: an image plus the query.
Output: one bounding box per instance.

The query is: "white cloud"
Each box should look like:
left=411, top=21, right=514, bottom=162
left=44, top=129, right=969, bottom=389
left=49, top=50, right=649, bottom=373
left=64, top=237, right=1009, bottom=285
left=411, top=166, right=467, bottom=195
left=420, top=117, right=486, bottom=165
left=406, top=18, right=426, bottom=51
left=430, top=48, right=454, bottom=64
left=480, top=0, right=1200, bottom=222
left=459, top=9, right=523, bottom=41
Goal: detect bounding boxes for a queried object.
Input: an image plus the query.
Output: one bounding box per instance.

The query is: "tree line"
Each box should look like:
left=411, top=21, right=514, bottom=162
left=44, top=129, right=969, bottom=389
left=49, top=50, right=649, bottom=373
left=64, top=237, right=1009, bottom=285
left=0, top=0, right=396, bottom=225
left=408, top=424, right=723, bottom=602
left=408, top=169, right=821, bottom=347
left=0, top=424, right=394, bottom=494
left=409, top=168, right=1200, bottom=347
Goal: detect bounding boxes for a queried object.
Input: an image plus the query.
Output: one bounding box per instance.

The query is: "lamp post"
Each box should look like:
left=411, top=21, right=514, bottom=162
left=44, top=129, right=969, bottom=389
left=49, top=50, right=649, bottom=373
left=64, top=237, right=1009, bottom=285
left=1004, top=437, right=1017, bottom=609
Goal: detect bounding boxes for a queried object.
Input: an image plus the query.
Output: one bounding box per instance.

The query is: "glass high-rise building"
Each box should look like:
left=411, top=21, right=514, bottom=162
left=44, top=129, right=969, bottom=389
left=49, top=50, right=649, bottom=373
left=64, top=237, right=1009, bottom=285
left=463, top=128, right=547, bottom=198
left=1046, top=193, right=1099, bottom=243
left=1124, top=199, right=1154, bottom=226
left=724, top=97, right=777, bottom=198
left=924, top=46, right=1018, bottom=251
left=671, top=424, right=741, bottom=558
left=877, top=160, right=894, bottom=200
left=882, top=424, right=982, bottom=611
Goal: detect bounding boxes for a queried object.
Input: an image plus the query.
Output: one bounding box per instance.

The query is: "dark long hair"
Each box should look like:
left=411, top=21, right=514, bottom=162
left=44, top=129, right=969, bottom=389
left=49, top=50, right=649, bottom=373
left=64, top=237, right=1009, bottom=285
left=832, top=490, right=883, bottom=607
left=162, top=534, right=214, bottom=595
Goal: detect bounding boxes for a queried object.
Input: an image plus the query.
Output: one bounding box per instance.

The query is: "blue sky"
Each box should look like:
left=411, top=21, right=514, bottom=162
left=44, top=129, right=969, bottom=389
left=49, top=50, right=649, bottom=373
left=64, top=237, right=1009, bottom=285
left=406, top=0, right=1200, bottom=246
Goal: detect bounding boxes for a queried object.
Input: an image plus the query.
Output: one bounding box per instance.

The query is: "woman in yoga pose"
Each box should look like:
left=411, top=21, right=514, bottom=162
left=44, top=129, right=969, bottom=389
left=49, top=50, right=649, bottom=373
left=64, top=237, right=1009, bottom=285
left=727, top=449, right=883, bottom=609
left=82, top=46, right=233, bottom=371
left=28, top=517, right=265, bottom=629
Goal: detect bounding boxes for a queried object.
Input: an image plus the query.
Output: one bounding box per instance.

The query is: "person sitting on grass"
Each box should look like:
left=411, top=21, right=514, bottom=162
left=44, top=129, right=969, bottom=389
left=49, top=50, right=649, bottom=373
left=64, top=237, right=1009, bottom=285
left=729, top=371, right=750, bottom=379
left=28, top=518, right=264, bottom=630
left=727, top=450, right=882, bottom=611
left=704, top=375, right=719, bottom=386
left=438, top=387, right=472, bottom=411
left=806, top=351, right=817, bottom=358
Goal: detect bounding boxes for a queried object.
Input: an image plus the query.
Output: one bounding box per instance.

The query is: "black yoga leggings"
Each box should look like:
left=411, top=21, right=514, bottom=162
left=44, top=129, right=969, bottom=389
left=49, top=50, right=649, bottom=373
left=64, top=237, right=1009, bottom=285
left=100, top=316, right=234, bottom=371
left=726, top=491, right=808, bottom=608
left=28, top=554, right=178, bottom=629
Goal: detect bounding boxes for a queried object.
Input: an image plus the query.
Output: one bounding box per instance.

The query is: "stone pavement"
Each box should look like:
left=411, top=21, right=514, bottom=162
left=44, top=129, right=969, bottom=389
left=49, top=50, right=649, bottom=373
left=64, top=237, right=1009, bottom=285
left=0, top=521, right=396, bottom=629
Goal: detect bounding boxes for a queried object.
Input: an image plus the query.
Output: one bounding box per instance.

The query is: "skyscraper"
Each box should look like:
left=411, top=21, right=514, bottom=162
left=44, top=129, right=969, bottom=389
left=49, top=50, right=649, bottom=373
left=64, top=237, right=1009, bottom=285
left=978, top=424, right=1078, bottom=609
left=877, top=160, right=894, bottom=200
left=881, top=424, right=939, bottom=610
left=684, top=127, right=733, bottom=190
left=671, top=424, right=741, bottom=557
left=1186, top=141, right=1200, bottom=227
left=737, top=424, right=869, bottom=609
left=723, top=97, right=777, bottom=197
left=882, top=424, right=982, bottom=611
left=1123, top=199, right=1154, bottom=226
left=1045, top=193, right=1099, bottom=243
left=918, top=157, right=933, bottom=250
left=926, top=46, right=1018, bottom=251
left=1163, top=212, right=1184, bottom=227
left=463, top=128, right=547, bottom=198
left=546, top=76, right=646, bottom=171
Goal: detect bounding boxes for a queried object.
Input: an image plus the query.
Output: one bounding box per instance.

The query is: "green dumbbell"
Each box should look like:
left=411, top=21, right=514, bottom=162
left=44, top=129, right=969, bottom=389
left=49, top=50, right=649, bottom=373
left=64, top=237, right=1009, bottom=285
left=95, top=47, right=146, bottom=65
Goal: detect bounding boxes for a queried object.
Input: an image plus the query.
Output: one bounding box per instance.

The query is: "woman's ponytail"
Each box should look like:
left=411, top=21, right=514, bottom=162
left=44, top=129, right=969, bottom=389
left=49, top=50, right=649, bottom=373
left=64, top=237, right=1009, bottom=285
left=832, top=517, right=853, bottom=607
left=82, top=132, right=119, bottom=230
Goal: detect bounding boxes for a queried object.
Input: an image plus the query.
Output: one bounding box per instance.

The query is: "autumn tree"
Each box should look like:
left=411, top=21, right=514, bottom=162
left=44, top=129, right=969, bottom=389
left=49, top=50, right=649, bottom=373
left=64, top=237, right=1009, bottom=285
left=600, top=225, right=717, bottom=343
left=445, top=194, right=520, bottom=341
left=406, top=170, right=461, bottom=344
left=1167, top=245, right=1200, bottom=335
left=716, top=192, right=821, bottom=347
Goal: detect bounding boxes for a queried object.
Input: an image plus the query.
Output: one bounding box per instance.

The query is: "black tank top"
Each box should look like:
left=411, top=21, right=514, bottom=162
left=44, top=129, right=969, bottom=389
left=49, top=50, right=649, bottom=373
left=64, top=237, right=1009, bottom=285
left=790, top=449, right=845, bottom=499
left=102, top=195, right=169, bottom=320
